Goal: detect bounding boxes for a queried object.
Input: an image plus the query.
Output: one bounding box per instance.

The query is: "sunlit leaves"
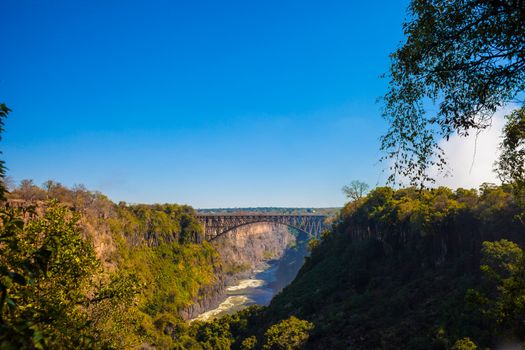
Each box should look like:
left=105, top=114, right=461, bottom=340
left=382, top=0, right=525, bottom=186
left=0, top=202, right=138, bottom=349
left=262, top=316, right=314, bottom=350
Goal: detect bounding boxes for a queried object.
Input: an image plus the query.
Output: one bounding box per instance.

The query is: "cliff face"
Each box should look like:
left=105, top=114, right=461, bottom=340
left=7, top=198, right=119, bottom=271
left=213, top=222, right=296, bottom=275
left=9, top=199, right=300, bottom=322
left=182, top=222, right=296, bottom=319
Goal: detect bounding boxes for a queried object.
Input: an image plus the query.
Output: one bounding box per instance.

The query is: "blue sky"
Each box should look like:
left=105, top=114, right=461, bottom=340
left=1, top=0, right=410, bottom=208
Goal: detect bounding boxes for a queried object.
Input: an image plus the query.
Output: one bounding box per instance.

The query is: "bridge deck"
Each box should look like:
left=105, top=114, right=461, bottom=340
left=196, top=213, right=328, bottom=241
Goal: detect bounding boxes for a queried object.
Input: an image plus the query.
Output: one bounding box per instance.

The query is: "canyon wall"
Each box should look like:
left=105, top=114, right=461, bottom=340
left=182, top=222, right=296, bottom=319
left=214, top=222, right=296, bottom=275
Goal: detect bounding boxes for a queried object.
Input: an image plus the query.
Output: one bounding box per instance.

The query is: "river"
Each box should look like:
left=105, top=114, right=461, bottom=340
left=193, top=239, right=308, bottom=322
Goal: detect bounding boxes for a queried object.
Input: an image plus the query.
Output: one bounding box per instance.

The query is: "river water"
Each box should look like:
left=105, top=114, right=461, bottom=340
left=193, top=241, right=308, bottom=322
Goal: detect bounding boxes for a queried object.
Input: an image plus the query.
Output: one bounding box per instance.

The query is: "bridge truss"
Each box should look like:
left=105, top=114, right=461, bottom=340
left=196, top=213, right=328, bottom=241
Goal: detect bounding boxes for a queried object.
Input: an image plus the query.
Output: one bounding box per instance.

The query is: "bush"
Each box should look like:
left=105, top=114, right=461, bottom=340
left=262, top=316, right=314, bottom=350
left=451, top=337, right=477, bottom=350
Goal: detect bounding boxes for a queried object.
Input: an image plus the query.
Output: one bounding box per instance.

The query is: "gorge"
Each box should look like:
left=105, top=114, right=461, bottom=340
left=188, top=222, right=310, bottom=321
left=5, top=183, right=525, bottom=349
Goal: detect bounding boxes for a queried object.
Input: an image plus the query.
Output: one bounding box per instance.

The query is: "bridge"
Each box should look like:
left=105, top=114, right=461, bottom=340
left=196, top=213, right=329, bottom=241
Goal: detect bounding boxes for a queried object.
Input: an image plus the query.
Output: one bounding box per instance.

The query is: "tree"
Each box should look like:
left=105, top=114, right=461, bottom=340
left=13, top=179, right=47, bottom=201
left=452, top=338, right=478, bottom=350
left=0, top=103, right=10, bottom=200
left=42, top=179, right=62, bottom=194
left=0, top=202, right=138, bottom=349
left=496, top=108, right=525, bottom=191
left=262, top=316, right=314, bottom=350
left=307, top=238, right=320, bottom=251
left=467, top=240, right=525, bottom=341
left=240, top=336, right=257, bottom=350
left=382, top=0, right=525, bottom=185
left=342, top=180, right=369, bottom=202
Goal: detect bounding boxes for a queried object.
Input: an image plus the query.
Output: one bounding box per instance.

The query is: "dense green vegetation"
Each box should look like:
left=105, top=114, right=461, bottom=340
left=3, top=178, right=321, bottom=349
left=3, top=179, right=222, bottom=348
left=195, top=185, right=525, bottom=349
left=0, top=202, right=137, bottom=349
left=6, top=182, right=525, bottom=349
left=2, top=1, right=525, bottom=345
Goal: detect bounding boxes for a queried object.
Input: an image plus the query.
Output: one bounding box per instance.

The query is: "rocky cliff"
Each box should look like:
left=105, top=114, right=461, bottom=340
left=214, top=222, right=296, bottom=275
left=182, top=222, right=296, bottom=319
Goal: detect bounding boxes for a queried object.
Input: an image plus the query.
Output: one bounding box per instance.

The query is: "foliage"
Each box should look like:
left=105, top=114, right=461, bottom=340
left=307, top=238, right=320, bottom=252
left=247, top=185, right=525, bottom=349
left=496, top=107, right=525, bottom=193
left=467, top=240, right=525, bottom=342
left=0, top=202, right=138, bottom=349
left=177, top=306, right=265, bottom=350
left=107, top=209, right=219, bottom=347
left=382, top=0, right=525, bottom=185
left=241, top=336, right=257, bottom=350
left=262, top=316, right=314, bottom=350
left=480, top=239, right=523, bottom=279
left=6, top=181, right=220, bottom=348
left=11, top=179, right=47, bottom=201
left=451, top=338, right=477, bottom=350
left=6, top=179, right=525, bottom=348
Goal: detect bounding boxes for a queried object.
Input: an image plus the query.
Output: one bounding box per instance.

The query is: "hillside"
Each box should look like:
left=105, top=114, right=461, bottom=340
left=4, top=181, right=525, bottom=349
left=196, top=185, right=525, bottom=349
left=3, top=181, right=223, bottom=348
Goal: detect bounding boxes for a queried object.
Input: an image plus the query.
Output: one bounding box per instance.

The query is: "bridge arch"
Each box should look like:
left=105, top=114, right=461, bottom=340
left=206, top=221, right=312, bottom=242
left=195, top=213, right=328, bottom=242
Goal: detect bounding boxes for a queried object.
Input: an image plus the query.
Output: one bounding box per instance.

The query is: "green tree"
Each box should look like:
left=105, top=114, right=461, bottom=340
left=467, top=240, right=525, bottom=341
left=262, top=316, right=314, bottom=350
left=240, top=336, right=257, bottom=350
left=0, top=202, right=138, bottom=349
left=451, top=337, right=478, bottom=350
left=382, top=0, right=525, bottom=185
left=190, top=319, right=233, bottom=350
left=307, top=238, right=320, bottom=251
left=480, top=239, right=523, bottom=279
left=496, top=108, right=525, bottom=193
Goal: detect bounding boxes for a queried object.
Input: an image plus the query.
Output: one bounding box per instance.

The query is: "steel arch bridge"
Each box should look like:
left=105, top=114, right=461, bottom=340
left=196, top=213, right=328, bottom=241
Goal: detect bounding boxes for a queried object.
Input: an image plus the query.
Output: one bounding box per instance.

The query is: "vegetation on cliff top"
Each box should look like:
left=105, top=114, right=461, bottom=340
left=5, top=178, right=525, bottom=349
left=3, top=177, right=222, bottom=348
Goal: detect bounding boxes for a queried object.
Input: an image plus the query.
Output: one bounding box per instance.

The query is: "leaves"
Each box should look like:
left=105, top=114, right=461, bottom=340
left=0, top=201, right=138, bottom=349
left=496, top=106, right=525, bottom=196
left=262, top=316, right=314, bottom=350
left=470, top=239, right=525, bottom=340
left=382, top=0, right=525, bottom=186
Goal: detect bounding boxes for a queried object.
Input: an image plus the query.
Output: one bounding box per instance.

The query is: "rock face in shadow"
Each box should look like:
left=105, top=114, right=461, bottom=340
left=270, top=234, right=309, bottom=294
left=182, top=222, right=296, bottom=320
left=178, top=272, right=226, bottom=320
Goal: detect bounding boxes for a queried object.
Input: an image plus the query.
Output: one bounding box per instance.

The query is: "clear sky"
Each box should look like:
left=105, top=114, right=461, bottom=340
left=2, top=0, right=415, bottom=207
